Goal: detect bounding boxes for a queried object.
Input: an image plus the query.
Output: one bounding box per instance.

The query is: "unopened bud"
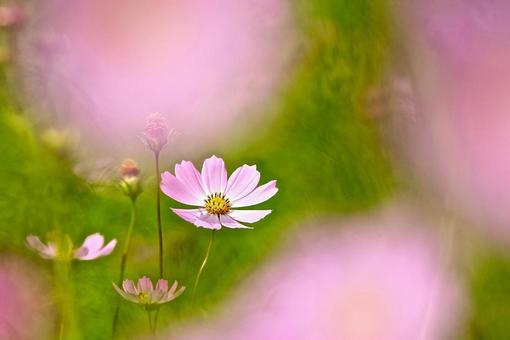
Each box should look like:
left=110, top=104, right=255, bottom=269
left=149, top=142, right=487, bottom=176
left=119, top=159, right=142, bottom=201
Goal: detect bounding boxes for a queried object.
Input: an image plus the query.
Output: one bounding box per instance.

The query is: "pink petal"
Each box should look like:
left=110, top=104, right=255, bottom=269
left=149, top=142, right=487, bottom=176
left=201, top=155, right=227, bottom=194
left=168, top=280, right=179, bottom=295
left=138, top=276, right=154, bottom=293
left=156, top=279, right=169, bottom=292
left=171, top=208, right=205, bottom=223
left=150, top=289, right=166, bottom=303
left=162, top=283, right=186, bottom=303
left=175, top=160, right=207, bottom=202
left=224, top=165, right=260, bottom=201
left=113, top=282, right=138, bottom=303
left=94, top=239, right=117, bottom=258
left=73, top=247, right=89, bottom=259
left=122, top=279, right=137, bottom=295
left=171, top=208, right=222, bottom=229
left=220, top=215, right=252, bottom=229
left=195, top=214, right=222, bottom=230
left=161, top=171, right=204, bottom=206
left=26, top=235, right=57, bottom=259
left=228, top=210, right=272, bottom=223
left=79, top=233, right=105, bottom=254
left=75, top=236, right=116, bottom=260
left=231, top=180, right=278, bottom=208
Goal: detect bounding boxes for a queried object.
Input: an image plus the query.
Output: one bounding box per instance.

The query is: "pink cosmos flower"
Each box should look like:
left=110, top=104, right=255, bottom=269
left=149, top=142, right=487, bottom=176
left=26, top=233, right=117, bottom=261
left=160, top=155, right=278, bottom=230
left=140, top=113, right=171, bottom=155
left=113, top=276, right=185, bottom=310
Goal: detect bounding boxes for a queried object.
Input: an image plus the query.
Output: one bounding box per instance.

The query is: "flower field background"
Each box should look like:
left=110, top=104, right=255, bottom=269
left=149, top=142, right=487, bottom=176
left=1, top=0, right=510, bottom=339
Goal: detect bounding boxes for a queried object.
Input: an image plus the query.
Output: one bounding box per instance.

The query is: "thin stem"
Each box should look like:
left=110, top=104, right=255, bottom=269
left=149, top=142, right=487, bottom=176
left=59, top=321, right=64, bottom=340
left=155, top=152, right=163, bottom=277
left=153, top=310, right=159, bottom=334
left=54, top=259, right=78, bottom=339
left=192, top=230, right=216, bottom=302
left=147, top=310, right=154, bottom=335
left=112, top=199, right=137, bottom=337
left=154, top=152, right=164, bottom=333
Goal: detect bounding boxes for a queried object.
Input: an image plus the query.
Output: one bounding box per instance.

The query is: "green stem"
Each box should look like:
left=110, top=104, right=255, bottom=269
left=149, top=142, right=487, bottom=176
left=147, top=310, right=154, bottom=335
left=54, top=259, right=78, bottom=339
left=192, top=230, right=216, bottom=302
left=155, top=152, right=163, bottom=277
left=154, top=152, right=163, bottom=333
left=112, top=199, right=137, bottom=337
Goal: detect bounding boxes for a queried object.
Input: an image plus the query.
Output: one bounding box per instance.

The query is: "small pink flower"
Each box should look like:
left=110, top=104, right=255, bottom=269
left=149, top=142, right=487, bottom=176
left=73, top=233, right=117, bottom=260
left=25, top=235, right=57, bottom=259
left=26, top=233, right=117, bottom=261
left=161, top=155, right=278, bottom=230
left=113, top=276, right=185, bottom=310
left=140, top=113, right=171, bottom=154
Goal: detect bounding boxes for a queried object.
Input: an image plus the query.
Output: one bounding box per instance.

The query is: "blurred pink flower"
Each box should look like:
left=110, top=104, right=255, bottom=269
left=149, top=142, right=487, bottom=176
left=139, top=113, right=170, bottom=155
left=25, top=235, right=57, bottom=259
left=113, top=276, right=185, bottom=310
left=26, top=233, right=117, bottom=261
left=161, top=155, right=277, bottom=229
left=73, top=233, right=117, bottom=260
left=20, top=0, right=294, bottom=161
left=170, top=210, right=464, bottom=340
left=394, top=0, right=510, bottom=243
left=0, top=255, right=52, bottom=339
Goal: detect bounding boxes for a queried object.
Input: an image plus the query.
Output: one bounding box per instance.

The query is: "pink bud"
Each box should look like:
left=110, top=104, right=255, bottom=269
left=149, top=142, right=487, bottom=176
left=140, top=113, right=169, bottom=154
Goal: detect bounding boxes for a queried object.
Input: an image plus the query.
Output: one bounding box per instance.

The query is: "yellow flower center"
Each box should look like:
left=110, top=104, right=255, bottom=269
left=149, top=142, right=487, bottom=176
left=204, top=193, right=231, bottom=215
left=138, top=292, right=149, bottom=304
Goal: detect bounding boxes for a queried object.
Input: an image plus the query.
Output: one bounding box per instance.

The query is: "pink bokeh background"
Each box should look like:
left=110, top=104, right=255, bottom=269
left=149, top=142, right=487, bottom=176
left=393, top=0, right=510, bottom=244
left=167, top=206, right=464, bottom=340
left=20, top=0, right=294, bottom=163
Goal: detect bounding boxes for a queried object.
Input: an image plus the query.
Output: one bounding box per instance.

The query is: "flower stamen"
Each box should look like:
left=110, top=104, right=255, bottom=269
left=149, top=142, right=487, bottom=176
left=204, top=193, right=231, bottom=215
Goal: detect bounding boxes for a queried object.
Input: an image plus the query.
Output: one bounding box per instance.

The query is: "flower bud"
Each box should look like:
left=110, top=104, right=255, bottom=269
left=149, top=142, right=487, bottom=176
left=119, top=159, right=142, bottom=200
left=140, top=113, right=169, bottom=154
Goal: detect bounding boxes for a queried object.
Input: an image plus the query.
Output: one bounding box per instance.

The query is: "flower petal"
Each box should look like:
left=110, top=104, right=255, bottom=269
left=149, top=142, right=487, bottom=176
left=195, top=214, right=221, bottom=230
left=138, top=276, right=154, bottom=293
left=231, top=180, right=278, bottom=208
left=160, top=281, right=186, bottom=303
left=26, top=235, right=57, bottom=259
left=75, top=235, right=116, bottom=260
left=159, top=281, right=186, bottom=303
left=156, top=279, right=169, bottom=293
left=228, top=210, right=272, bottom=223
left=122, top=279, right=138, bottom=295
left=168, top=280, right=179, bottom=295
left=201, top=155, right=227, bottom=194
left=74, top=247, right=88, bottom=259
left=93, top=239, right=117, bottom=259
left=113, top=282, right=139, bottom=303
left=171, top=208, right=205, bottom=224
left=220, top=215, right=252, bottom=229
left=78, top=233, right=105, bottom=254
left=175, top=160, right=207, bottom=202
left=161, top=171, right=204, bottom=206
left=224, top=165, right=260, bottom=201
